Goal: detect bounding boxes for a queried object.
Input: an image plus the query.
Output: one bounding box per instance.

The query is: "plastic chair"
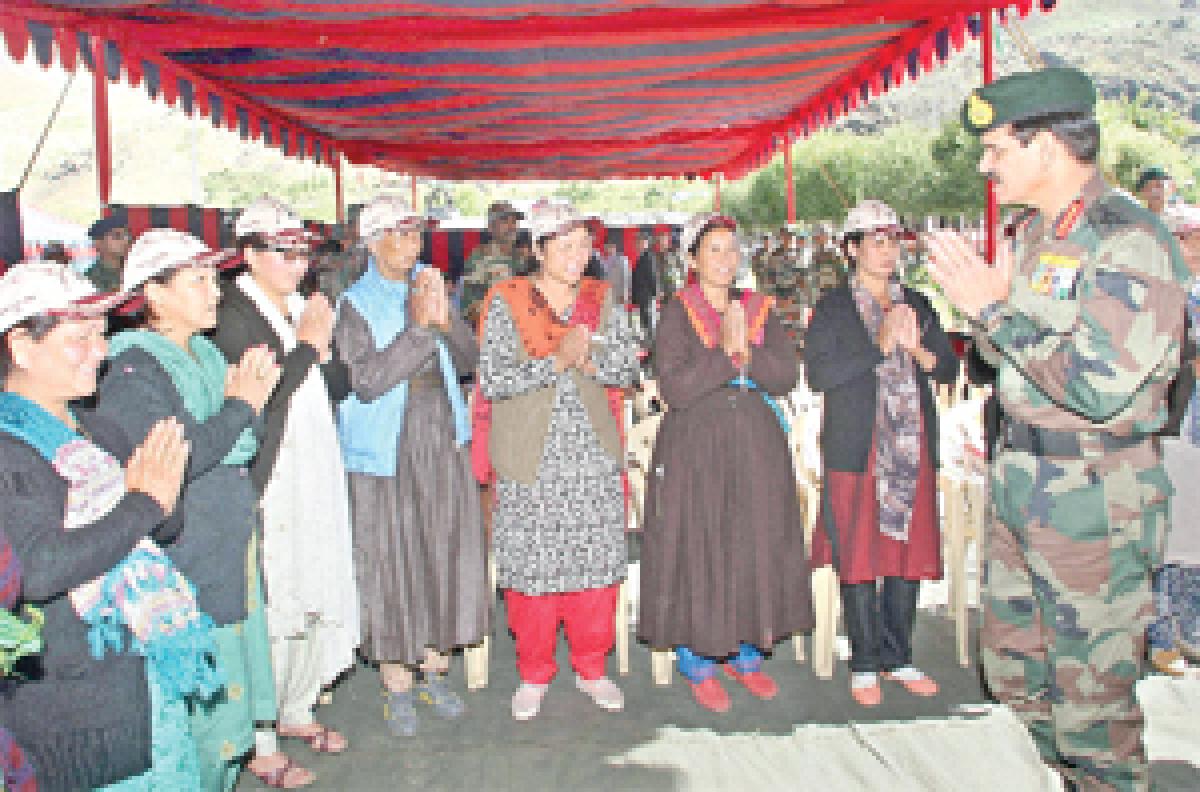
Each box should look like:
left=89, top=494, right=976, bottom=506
left=463, top=554, right=495, bottom=690
left=625, top=395, right=667, bottom=681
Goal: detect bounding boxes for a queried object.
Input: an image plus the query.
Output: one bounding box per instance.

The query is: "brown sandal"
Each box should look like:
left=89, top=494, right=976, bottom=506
left=247, top=755, right=314, bottom=789
left=281, top=723, right=347, bottom=754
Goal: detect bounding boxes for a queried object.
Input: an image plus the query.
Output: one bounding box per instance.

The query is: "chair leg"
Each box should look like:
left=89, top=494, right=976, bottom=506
left=944, top=477, right=970, bottom=668
left=466, top=553, right=498, bottom=690
left=465, top=638, right=488, bottom=691
left=965, top=478, right=987, bottom=662
left=616, top=580, right=630, bottom=676
left=651, top=650, right=674, bottom=686
left=812, top=565, right=838, bottom=680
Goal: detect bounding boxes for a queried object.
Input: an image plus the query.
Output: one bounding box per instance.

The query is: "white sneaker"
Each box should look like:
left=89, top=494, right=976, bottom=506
left=511, top=683, right=548, bottom=721
left=575, top=675, right=624, bottom=712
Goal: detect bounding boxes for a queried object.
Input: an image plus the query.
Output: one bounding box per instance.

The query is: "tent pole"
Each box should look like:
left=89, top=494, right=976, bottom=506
left=91, top=36, right=112, bottom=209
left=983, top=10, right=997, bottom=264
left=411, top=173, right=418, bottom=213
left=784, top=143, right=796, bottom=226
left=333, top=152, right=344, bottom=226
left=713, top=174, right=721, bottom=212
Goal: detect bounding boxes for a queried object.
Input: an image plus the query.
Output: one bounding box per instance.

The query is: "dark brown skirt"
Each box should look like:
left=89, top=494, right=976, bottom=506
left=637, top=386, right=814, bottom=658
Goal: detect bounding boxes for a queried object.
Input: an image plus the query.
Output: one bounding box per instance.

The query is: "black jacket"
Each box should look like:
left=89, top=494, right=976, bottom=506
left=98, top=347, right=262, bottom=625
left=0, top=412, right=166, bottom=792
left=209, top=280, right=351, bottom=493
left=631, top=250, right=661, bottom=330
left=1162, top=313, right=1196, bottom=437
left=804, top=285, right=959, bottom=472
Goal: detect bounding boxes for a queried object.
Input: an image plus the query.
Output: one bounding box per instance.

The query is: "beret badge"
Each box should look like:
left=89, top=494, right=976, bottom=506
left=967, top=93, right=994, bottom=130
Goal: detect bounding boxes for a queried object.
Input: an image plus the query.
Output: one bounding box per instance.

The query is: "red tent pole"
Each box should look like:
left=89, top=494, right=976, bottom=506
left=983, top=10, right=997, bottom=264
left=92, top=37, right=112, bottom=208
left=784, top=143, right=796, bottom=226
left=713, top=174, right=721, bottom=212
left=333, top=152, right=344, bottom=226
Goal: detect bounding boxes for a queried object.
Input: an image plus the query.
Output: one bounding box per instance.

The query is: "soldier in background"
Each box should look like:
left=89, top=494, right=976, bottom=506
left=631, top=227, right=680, bottom=340
left=311, top=224, right=367, bottom=303
left=75, top=215, right=131, bottom=293
left=512, top=230, right=537, bottom=277
left=927, top=68, right=1189, bottom=792
left=1136, top=166, right=1174, bottom=217
left=761, top=228, right=809, bottom=348
left=812, top=222, right=847, bottom=294
left=460, top=200, right=524, bottom=324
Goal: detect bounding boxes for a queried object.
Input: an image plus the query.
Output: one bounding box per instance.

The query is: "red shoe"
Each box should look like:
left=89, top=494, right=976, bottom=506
left=850, top=677, right=882, bottom=708
left=688, top=677, right=731, bottom=713
left=882, top=668, right=939, bottom=697
left=722, top=665, right=779, bottom=700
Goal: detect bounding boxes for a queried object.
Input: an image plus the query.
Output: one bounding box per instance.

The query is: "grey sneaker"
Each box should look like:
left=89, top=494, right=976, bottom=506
left=415, top=675, right=466, bottom=719
left=383, top=690, right=419, bottom=737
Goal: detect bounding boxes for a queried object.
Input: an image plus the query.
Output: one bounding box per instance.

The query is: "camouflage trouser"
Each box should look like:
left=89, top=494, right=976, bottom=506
left=982, top=448, right=1170, bottom=792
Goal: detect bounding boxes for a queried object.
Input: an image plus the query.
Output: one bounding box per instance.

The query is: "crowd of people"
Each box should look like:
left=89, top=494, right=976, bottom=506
left=0, top=66, right=1196, bottom=792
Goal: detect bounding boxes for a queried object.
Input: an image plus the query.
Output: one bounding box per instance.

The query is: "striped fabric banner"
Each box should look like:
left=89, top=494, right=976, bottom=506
left=1, top=2, right=1057, bottom=181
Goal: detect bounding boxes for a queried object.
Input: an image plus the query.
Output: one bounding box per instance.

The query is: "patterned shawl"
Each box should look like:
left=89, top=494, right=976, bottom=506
left=0, top=392, right=222, bottom=701
left=850, top=276, right=922, bottom=542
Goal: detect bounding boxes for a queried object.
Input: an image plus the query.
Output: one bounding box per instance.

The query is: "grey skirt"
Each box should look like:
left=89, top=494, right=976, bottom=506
left=348, top=387, right=489, bottom=665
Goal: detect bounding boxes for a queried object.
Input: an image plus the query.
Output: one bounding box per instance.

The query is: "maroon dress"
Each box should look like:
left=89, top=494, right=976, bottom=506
left=810, top=414, right=942, bottom=584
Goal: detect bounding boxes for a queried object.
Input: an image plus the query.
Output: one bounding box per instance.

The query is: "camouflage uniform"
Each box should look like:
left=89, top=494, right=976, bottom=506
left=758, top=247, right=809, bottom=346
left=975, top=175, right=1189, bottom=791
left=461, top=243, right=521, bottom=323
left=811, top=246, right=847, bottom=295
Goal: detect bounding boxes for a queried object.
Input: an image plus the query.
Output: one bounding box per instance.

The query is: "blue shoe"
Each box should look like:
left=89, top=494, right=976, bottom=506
left=415, top=675, right=466, bottom=719
left=383, top=690, right=419, bottom=737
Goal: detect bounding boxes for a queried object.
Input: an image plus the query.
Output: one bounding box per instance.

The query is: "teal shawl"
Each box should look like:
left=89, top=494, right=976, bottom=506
left=107, top=331, right=258, bottom=466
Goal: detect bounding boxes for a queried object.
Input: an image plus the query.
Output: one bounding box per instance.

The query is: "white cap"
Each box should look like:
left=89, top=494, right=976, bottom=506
left=235, top=196, right=314, bottom=248
left=358, top=194, right=424, bottom=242
left=680, top=212, right=736, bottom=255
left=527, top=199, right=584, bottom=242
left=121, top=228, right=234, bottom=293
left=1164, top=204, right=1200, bottom=235
left=0, top=260, right=119, bottom=333
left=842, top=200, right=902, bottom=237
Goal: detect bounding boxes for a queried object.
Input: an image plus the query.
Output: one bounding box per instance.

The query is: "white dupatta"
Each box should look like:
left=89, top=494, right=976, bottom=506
left=235, top=273, right=360, bottom=684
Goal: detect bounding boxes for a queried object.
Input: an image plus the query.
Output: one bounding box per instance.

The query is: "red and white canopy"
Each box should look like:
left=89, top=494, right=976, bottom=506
left=1, top=1, right=1056, bottom=181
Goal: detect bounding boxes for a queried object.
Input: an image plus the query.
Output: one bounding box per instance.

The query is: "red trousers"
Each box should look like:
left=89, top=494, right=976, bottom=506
left=504, top=584, right=619, bottom=684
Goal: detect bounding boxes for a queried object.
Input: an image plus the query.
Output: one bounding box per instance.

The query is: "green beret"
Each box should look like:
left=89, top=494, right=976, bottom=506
left=961, top=67, right=1096, bottom=136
